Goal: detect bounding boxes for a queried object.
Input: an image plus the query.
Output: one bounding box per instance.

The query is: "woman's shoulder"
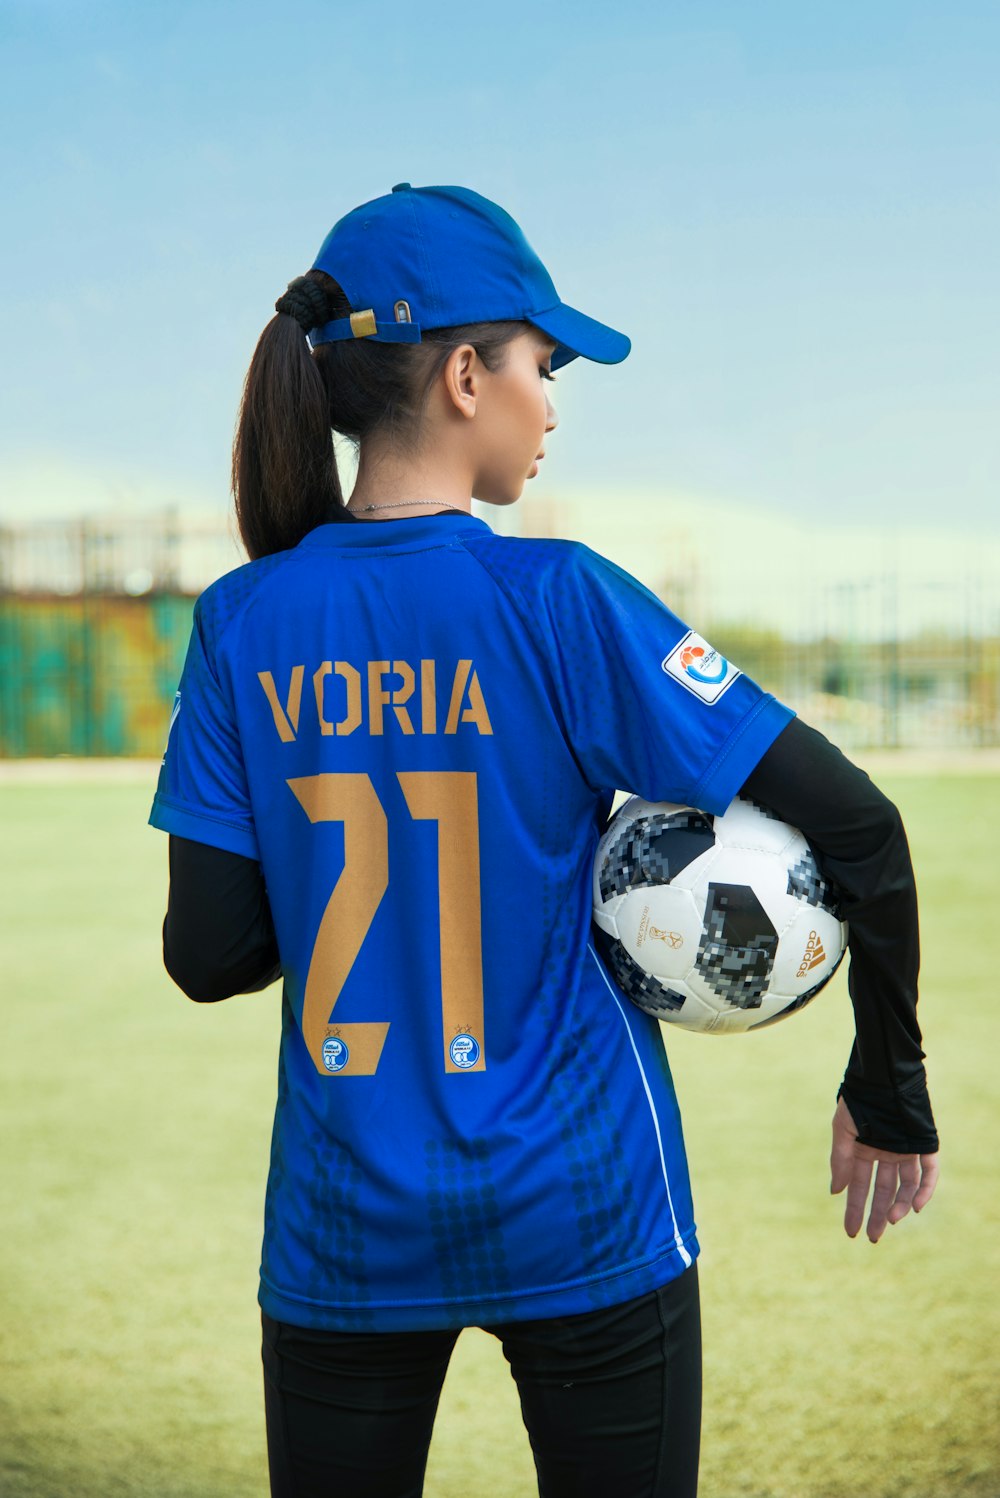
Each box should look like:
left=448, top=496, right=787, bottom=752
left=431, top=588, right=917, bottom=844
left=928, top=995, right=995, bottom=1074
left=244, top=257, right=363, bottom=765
left=464, top=528, right=616, bottom=580
left=192, top=546, right=302, bottom=646
left=463, top=529, right=651, bottom=609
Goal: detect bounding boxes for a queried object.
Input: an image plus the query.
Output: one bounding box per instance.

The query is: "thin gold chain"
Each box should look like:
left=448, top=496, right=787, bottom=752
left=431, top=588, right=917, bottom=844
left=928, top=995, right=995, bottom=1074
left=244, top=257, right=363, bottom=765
left=352, top=499, right=470, bottom=515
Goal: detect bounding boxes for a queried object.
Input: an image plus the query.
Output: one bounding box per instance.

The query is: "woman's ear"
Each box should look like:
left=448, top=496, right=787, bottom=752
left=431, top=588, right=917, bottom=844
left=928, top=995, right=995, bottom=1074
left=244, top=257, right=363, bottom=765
left=441, top=343, right=481, bottom=420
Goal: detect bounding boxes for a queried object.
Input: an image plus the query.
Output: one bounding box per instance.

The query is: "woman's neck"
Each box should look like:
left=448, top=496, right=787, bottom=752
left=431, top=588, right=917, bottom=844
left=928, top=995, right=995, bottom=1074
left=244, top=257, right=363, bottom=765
left=347, top=441, right=473, bottom=517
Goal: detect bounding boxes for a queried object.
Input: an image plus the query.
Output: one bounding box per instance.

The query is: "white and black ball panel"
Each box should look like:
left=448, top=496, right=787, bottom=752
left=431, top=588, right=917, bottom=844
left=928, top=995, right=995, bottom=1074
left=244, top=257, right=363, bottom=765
left=593, top=793, right=848, bottom=1034
left=596, top=930, right=688, bottom=1016
left=693, top=880, right=778, bottom=1009
left=613, top=884, right=703, bottom=982
left=595, top=801, right=716, bottom=903
left=785, top=847, right=842, bottom=917
left=591, top=903, right=619, bottom=939
left=711, top=794, right=800, bottom=857
left=748, top=945, right=847, bottom=1030
left=769, top=902, right=848, bottom=998
left=697, top=846, right=799, bottom=931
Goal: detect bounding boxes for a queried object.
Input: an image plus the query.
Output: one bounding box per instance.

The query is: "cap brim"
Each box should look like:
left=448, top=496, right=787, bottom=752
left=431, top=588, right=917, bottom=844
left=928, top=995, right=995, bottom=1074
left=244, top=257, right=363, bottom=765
left=527, top=302, right=631, bottom=371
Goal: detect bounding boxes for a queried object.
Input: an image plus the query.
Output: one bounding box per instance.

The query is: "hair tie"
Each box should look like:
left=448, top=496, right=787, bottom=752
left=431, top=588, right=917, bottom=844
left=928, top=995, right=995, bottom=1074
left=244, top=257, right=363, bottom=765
left=275, top=276, right=334, bottom=332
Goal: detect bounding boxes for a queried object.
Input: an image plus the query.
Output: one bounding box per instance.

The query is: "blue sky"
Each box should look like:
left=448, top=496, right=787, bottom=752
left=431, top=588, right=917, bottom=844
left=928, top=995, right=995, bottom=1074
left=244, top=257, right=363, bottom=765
left=1, top=0, right=997, bottom=532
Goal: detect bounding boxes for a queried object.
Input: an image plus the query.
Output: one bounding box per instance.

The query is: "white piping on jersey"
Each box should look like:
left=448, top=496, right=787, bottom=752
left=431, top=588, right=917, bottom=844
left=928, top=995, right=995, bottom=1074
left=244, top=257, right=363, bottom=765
left=588, top=944, right=693, bottom=1270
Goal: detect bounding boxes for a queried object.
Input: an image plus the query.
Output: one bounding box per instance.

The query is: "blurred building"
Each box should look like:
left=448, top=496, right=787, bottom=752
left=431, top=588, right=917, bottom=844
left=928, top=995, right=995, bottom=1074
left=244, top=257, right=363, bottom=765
left=0, top=503, right=997, bottom=756
left=0, top=510, right=240, bottom=758
left=0, top=508, right=243, bottom=597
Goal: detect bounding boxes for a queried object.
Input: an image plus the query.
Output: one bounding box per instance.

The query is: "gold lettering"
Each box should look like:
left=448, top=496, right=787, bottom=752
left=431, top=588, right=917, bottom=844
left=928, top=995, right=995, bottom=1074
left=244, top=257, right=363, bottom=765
left=287, top=773, right=390, bottom=1076
left=263, top=657, right=489, bottom=740
left=444, top=661, right=493, bottom=735
left=258, top=666, right=304, bottom=743
left=444, top=661, right=472, bottom=734
left=313, top=662, right=334, bottom=736
left=421, top=660, right=437, bottom=734
left=367, top=661, right=391, bottom=736
left=391, top=661, right=415, bottom=735
left=399, top=771, right=485, bottom=1073
left=461, top=669, right=493, bottom=735
left=335, top=662, right=362, bottom=736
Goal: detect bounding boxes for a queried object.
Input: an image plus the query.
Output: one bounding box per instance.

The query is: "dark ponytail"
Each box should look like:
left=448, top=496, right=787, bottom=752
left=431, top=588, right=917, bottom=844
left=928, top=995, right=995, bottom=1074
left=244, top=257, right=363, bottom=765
left=232, top=271, right=344, bottom=562
left=232, top=269, right=525, bottom=560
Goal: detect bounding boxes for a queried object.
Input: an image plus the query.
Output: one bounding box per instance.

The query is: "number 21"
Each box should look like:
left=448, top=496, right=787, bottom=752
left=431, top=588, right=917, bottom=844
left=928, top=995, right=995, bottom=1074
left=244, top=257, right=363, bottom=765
left=287, top=771, right=485, bottom=1078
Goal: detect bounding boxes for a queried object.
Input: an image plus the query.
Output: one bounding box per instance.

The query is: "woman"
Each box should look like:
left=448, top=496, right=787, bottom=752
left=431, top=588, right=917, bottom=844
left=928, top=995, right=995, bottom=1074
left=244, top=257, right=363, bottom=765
left=151, top=182, right=939, bottom=1498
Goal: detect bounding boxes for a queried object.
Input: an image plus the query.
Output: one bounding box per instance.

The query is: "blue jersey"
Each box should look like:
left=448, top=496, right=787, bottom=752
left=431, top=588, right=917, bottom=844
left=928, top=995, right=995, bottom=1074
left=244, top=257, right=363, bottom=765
left=150, top=513, right=793, bottom=1331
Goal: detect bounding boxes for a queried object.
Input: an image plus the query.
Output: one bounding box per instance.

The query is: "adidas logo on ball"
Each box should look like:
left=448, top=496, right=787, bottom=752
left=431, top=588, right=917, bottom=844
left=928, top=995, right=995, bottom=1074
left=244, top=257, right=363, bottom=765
left=797, top=930, right=827, bottom=978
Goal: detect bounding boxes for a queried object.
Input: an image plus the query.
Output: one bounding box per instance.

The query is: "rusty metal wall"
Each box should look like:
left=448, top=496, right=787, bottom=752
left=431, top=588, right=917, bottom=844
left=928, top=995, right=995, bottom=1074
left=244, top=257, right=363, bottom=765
left=1, top=592, right=997, bottom=757
left=0, top=595, right=193, bottom=758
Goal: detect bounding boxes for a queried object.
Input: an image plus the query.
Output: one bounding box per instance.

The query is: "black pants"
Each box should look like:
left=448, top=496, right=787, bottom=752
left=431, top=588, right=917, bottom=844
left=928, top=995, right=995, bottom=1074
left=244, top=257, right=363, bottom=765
left=262, top=1263, right=701, bottom=1498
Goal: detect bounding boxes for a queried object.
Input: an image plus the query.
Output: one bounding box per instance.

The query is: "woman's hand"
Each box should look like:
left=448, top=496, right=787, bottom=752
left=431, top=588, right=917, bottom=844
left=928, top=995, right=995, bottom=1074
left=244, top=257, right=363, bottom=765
left=830, top=1096, right=940, bottom=1242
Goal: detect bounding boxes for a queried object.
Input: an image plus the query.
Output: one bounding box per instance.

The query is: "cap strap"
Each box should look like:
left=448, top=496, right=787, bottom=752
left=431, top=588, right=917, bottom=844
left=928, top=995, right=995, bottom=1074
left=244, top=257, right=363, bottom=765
left=309, top=313, right=423, bottom=347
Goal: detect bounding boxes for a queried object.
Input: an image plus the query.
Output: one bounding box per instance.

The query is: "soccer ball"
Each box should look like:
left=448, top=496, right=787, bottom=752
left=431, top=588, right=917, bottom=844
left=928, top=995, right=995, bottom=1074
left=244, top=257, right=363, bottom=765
left=592, top=794, right=847, bottom=1033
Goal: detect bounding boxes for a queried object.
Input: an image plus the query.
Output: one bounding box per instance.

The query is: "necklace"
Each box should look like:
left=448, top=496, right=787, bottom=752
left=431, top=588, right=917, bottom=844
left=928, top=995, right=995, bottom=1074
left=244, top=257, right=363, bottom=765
left=352, top=499, right=470, bottom=516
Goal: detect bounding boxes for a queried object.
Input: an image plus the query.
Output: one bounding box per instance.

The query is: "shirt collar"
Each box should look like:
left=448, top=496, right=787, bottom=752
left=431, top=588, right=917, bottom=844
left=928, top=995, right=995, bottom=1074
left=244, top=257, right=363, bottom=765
left=299, top=512, right=493, bottom=550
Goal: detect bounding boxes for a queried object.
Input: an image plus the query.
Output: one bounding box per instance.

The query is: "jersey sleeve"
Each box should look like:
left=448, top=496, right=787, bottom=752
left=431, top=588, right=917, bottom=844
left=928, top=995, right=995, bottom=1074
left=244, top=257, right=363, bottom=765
left=539, top=546, right=794, bottom=811
left=148, top=591, right=260, bottom=860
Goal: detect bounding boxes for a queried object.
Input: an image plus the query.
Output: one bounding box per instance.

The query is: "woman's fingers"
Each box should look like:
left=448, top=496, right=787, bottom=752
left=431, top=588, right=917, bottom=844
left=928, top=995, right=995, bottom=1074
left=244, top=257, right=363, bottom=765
left=831, top=1103, right=941, bottom=1241
left=885, top=1155, right=920, bottom=1226
left=865, top=1157, right=903, bottom=1242
left=843, top=1153, right=874, bottom=1238
left=912, top=1152, right=941, bottom=1213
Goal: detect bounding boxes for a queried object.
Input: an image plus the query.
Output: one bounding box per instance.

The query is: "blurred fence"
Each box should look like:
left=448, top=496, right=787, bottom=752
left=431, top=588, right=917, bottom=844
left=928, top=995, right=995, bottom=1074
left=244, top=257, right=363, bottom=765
left=0, top=511, right=234, bottom=757
left=0, top=510, right=243, bottom=597
left=1, top=511, right=997, bottom=755
left=0, top=594, right=193, bottom=757
left=706, top=624, right=999, bottom=751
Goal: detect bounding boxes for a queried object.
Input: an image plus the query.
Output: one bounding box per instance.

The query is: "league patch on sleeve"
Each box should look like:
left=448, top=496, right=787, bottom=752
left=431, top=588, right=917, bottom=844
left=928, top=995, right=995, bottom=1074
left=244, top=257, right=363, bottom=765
left=661, top=631, right=741, bottom=704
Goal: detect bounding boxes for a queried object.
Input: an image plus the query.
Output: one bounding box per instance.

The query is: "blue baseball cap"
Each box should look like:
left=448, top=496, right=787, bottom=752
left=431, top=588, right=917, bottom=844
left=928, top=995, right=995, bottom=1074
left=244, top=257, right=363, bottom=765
left=309, top=182, right=630, bottom=372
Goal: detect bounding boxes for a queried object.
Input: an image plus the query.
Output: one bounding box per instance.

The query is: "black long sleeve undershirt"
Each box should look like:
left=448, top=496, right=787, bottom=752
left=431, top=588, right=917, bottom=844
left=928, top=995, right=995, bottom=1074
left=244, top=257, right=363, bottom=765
left=742, top=718, right=937, bottom=1155
left=161, top=718, right=937, bottom=1155
left=163, top=836, right=281, bottom=1002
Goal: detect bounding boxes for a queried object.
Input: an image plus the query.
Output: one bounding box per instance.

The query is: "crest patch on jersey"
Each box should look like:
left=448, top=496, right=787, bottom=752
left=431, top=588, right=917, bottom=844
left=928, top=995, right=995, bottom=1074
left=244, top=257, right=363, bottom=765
left=661, top=631, right=741, bottom=704
left=322, top=1036, right=350, bottom=1072
left=449, top=1034, right=481, bottom=1069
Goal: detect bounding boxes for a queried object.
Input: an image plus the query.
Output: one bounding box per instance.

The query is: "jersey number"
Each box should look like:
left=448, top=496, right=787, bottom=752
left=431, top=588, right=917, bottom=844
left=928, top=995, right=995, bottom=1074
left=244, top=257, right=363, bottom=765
left=287, top=772, right=485, bottom=1078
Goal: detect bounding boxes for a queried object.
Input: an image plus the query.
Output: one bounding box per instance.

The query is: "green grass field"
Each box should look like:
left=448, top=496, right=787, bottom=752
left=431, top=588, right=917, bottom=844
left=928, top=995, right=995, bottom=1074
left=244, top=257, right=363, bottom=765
left=2, top=771, right=998, bottom=1497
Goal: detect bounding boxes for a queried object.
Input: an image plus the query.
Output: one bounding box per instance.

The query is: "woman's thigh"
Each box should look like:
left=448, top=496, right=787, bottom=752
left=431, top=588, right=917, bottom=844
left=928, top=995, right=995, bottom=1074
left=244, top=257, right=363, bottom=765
left=488, top=1265, right=702, bottom=1498
left=261, top=1312, right=459, bottom=1498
